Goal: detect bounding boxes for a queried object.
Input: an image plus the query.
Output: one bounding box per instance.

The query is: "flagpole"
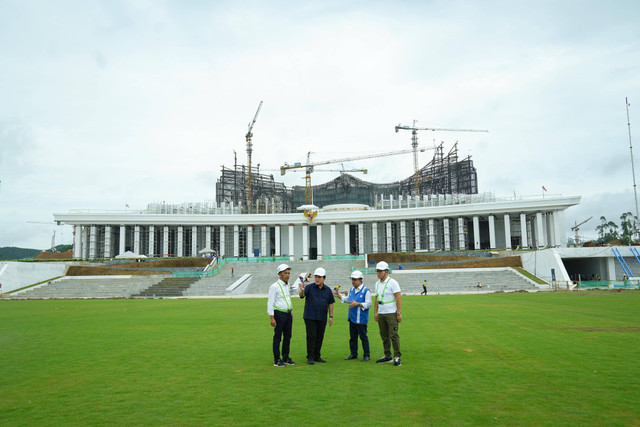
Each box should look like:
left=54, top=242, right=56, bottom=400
left=626, top=97, right=639, bottom=240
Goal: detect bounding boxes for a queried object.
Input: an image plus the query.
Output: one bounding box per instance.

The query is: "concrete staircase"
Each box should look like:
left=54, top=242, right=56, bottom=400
left=185, top=260, right=358, bottom=296
left=11, top=276, right=165, bottom=299
left=360, top=267, right=540, bottom=295
left=134, top=277, right=200, bottom=297
left=7, top=263, right=541, bottom=299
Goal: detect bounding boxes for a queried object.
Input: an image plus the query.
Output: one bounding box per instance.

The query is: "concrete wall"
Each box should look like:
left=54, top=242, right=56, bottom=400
left=520, top=249, right=570, bottom=283
left=0, top=262, right=69, bottom=293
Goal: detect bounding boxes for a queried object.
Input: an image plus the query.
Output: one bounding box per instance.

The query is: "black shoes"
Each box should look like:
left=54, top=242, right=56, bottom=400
left=314, top=357, right=327, bottom=363
left=284, top=358, right=296, bottom=366
left=346, top=354, right=370, bottom=361
left=393, top=357, right=402, bottom=366
left=274, top=359, right=286, bottom=367
left=307, top=358, right=315, bottom=365
left=376, top=356, right=393, bottom=364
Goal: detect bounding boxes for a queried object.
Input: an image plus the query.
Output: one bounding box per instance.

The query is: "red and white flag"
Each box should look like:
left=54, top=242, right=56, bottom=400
left=542, top=186, right=547, bottom=192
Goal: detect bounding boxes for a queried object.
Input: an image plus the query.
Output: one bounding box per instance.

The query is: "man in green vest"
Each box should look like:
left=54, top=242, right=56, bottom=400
left=267, top=264, right=296, bottom=367
left=374, top=261, right=403, bottom=366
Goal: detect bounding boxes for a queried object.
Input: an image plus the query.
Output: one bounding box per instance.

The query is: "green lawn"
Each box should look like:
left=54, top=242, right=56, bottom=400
left=1, top=292, right=639, bottom=426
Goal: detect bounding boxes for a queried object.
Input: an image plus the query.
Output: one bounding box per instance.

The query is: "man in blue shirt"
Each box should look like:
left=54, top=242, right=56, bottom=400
left=334, top=270, right=372, bottom=361
left=298, top=267, right=335, bottom=365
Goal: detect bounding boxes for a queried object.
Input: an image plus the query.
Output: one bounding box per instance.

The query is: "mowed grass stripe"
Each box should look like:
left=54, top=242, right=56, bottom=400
left=1, top=292, right=638, bottom=426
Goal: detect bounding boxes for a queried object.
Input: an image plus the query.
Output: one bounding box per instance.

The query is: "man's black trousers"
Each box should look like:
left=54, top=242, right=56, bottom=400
left=349, top=320, right=370, bottom=357
left=272, top=310, right=292, bottom=363
left=304, top=318, right=327, bottom=360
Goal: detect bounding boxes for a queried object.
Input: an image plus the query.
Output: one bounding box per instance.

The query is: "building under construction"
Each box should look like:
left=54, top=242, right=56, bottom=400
left=215, top=165, right=294, bottom=213
left=216, top=143, right=477, bottom=211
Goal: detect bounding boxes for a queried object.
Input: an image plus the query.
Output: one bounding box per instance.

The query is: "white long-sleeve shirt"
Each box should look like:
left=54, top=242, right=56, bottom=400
left=267, top=279, right=294, bottom=316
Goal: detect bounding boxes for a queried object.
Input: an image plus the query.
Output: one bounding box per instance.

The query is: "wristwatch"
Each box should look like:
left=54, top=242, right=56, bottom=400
left=396, top=312, right=401, bottom=315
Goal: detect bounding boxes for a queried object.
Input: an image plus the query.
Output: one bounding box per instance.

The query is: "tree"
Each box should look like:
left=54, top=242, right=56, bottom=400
left=619, top=212, right=638, bottom=245
left=595, top=216, right=619, bottom=244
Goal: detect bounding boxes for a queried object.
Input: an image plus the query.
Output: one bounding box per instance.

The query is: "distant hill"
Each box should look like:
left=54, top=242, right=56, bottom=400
left=0, top=247, right=42, bottom=260
left=0, top=245, right=72, bottom=261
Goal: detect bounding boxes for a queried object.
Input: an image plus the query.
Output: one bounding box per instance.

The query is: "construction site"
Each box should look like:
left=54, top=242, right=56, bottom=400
left=215, top=105, right=486, bottom=212
left=216, top=142, right=478, bottom=211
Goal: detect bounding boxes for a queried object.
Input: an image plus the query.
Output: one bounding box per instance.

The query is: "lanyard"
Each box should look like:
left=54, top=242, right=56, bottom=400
left=377, top=278, right=393, bottom=304
left=277, top=281, right=291, bottom=310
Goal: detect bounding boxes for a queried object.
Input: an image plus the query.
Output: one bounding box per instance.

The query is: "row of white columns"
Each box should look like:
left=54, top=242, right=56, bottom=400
left=72, top=211, right=560, bottom=259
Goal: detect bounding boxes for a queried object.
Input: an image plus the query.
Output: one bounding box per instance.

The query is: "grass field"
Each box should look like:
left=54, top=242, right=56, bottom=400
left=1, top=292, right=639, bottom=426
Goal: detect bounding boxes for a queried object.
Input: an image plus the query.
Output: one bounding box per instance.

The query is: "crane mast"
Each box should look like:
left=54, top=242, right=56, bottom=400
left=246, top=101, right=263, bottom=211
left=571, top=217, right=593, bottom=245
left=395, top=121, right=488, bottom=195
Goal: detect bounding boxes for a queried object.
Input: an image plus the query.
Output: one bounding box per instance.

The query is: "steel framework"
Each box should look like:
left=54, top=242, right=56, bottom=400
left=216, top=143, right=477, bottom=210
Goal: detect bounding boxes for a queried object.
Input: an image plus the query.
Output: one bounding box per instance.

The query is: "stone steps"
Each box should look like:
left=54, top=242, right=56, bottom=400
left=8, top=264, right=541, bottom=299
left=134, top=277, right=199, bottom=297
left=360, top=268, right=539, bottom=294
left=12, top=276, right=165, bottom=299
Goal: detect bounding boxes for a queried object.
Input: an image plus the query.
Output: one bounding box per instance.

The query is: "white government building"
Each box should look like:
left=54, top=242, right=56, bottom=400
left=54, top=193, right=580, bottom=260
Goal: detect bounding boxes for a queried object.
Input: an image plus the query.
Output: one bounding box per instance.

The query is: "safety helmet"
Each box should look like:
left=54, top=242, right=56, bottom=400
left=376, top=261, right=389, bottom=271
left=314, top=267, right=326, bottom=277
left=277, top=264, right=291, bottom=274
left=350, top=270, right=364, bottom=279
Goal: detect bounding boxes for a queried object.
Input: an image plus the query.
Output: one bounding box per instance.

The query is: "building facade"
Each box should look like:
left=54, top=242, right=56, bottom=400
left=54, top=193, right=581, bottom=260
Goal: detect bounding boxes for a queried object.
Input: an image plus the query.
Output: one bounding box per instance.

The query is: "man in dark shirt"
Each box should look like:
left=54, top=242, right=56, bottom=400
left=298, top=267, right=335, bottom=365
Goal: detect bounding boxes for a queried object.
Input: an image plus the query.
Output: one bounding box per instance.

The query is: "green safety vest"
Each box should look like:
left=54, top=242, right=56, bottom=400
left=377, top=278, right=396, bottom=305
left=275, top=281, right=292, bottom=312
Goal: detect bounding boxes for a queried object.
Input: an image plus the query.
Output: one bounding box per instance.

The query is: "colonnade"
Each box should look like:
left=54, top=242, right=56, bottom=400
left=72, top=210, right=564, bottom=260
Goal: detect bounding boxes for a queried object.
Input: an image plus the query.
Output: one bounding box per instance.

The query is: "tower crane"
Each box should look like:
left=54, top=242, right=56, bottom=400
left=571, top=217, right=593, bottom=245
left=246, top=101, right=263, bottom=212
left=395, top=121, right=489, bottom=195
left=281, top=147, right=427, bottom=204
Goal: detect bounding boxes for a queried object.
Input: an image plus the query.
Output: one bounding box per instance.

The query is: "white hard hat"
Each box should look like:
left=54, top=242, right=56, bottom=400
left=277, top=264, right=290, bottom=274
left=376, top=261, right=389, bottom=271
left=351, top=270, right=364, bottom=279
left=314, top=267, right=326, bottom=277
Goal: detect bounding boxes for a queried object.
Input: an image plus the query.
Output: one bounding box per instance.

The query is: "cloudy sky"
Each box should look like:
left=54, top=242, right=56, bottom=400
left=1, top=0, right=639, bottom=249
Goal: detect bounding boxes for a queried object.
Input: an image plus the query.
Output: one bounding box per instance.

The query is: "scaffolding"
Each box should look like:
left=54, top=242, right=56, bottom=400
left=215, top=164, right=294, bottom=213
left=216, top=142, right=477, bottom=211
left=293, top=142, right=477, bottom=207
left=398, top=142, right=477, bottom=195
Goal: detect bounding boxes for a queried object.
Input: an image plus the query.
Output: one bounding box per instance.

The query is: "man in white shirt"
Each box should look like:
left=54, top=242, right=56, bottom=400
left=373, top=261, right=403, bottom=366
left=267, top=264, right=296, bottom=367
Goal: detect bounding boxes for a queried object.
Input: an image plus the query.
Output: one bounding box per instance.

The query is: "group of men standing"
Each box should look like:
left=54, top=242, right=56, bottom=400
left=267, top=261, right=403, bottom=367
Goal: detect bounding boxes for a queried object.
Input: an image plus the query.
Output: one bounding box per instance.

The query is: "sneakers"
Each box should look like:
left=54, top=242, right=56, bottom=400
left=307, top=358, right=315, bottom=365
left=273, top=359, right=286, bottom=367
left=362, top=356, right=370, bottom=362
left=376, top=356, right=393, bottom=364
left=345, top=354, right=358, bottom=360
left=284, top=358, right=296, bottom=366
left=314, top=357, right=327, bottom=363
left=393, top=357, right=402, bottom=366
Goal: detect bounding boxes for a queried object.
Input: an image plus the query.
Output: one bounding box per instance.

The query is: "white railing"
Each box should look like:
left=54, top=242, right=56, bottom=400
left=65, top=193, right=566, bottom=215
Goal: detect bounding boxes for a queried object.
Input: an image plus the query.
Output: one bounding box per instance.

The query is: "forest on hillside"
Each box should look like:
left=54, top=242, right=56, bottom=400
left=0, top=245, right=73, bottom=260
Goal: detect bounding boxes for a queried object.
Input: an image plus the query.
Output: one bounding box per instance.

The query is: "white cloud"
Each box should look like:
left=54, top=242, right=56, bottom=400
left=0, top=0, right=639, bottom=248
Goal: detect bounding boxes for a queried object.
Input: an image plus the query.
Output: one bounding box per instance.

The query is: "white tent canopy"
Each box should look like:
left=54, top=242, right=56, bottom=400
left=115, top=251, right=147, bottom=259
